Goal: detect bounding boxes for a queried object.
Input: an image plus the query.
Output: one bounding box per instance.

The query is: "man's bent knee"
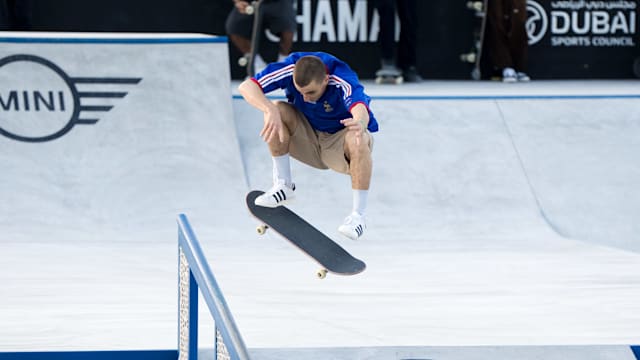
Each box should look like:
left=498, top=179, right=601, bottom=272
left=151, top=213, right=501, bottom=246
left=275, top=101, right=299, bottom=134
left=344, top=131, right=371, bottom=156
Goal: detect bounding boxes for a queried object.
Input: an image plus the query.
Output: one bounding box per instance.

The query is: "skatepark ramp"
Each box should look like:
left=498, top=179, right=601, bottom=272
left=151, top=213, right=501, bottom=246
left=2, top=31, right=640, bottom=360
left=0, top=32, right=250, bottom=352
left=233, top=81, right=640, bottom=252
left=231, top=81, right=640, bottom=355
left=0, top=32, right=246, bottom=245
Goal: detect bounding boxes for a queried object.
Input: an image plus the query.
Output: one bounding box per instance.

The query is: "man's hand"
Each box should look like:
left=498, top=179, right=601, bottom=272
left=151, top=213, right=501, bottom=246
left=340, top=117, right=367, bottom=146
left=260, top=107, right=286, bottom=143
left=234, top=0, right=252, bottom=14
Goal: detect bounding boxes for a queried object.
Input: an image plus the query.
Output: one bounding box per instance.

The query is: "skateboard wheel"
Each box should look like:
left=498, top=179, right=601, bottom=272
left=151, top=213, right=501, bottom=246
left=317, top=269, right=328, bottom=279
left=460, top=53, right=476, bottom=63
left=256, top=224, right=268, bottom=235
left=245, top=4, right=254, bottom=15
left=238, top=56, right=248, bottom=67
left=471, top=68, right=481, bottom=80
left=467, top=1, right=483, bottom=11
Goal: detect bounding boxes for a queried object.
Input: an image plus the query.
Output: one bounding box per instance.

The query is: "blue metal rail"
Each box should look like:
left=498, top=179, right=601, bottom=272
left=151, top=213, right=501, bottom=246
left=177, top=214, right=250, bottom=360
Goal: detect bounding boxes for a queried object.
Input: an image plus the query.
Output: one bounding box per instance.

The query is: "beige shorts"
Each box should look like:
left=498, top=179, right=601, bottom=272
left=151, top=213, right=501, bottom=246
left=283, top=103, right=373, bottom=175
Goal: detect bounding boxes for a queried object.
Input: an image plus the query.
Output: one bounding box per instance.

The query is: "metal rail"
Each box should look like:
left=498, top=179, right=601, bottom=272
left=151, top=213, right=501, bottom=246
left=177, top=214, right=250, bottom=360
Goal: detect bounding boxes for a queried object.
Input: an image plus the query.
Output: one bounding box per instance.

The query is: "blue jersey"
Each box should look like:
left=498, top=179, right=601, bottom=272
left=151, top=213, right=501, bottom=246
left=252, top=52, right=379, bottom=134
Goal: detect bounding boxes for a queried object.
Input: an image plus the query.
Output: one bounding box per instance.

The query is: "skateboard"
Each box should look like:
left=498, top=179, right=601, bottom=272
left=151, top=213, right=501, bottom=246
left=460, top=0, right=489, bottom=80
left=246, top=190, right=366, bottom=279
left=237, top=0, right=263, bottom=77
left=375, top=68, right=404, bottom=85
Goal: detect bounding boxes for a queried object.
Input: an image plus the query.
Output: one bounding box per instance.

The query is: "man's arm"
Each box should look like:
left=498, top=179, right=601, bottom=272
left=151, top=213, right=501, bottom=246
left=340, top=102, right=370, bottom=146
left=350, top=103, right=370, bottom=129
left=238, top=79, right=277, bottom=113
left=238, top=79, right=285, bottom=143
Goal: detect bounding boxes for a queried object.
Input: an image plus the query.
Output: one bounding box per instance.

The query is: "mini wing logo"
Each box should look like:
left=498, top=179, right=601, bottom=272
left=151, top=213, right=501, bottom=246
left=526, top=0, right=549, bottom=45
left=0, top=54, right=141, bottom=142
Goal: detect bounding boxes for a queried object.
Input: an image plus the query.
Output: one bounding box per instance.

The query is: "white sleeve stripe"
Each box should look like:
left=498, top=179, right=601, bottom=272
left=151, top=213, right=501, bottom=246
left=329, top=75, right=352, bottom=98
left=258, top=64, right=295, bottom=88
left=264, top=72, right=292, bottom=87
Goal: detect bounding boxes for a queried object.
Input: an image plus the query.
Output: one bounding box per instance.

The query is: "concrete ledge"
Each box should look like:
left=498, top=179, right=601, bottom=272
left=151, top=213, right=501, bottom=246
left=243, top=345, right=640, bottom=360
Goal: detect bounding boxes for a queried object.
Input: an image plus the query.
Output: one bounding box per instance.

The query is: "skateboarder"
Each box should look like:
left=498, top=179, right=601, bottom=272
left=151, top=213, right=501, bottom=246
left=225, top=0, right=296, bottom=74
left=238, top=52, right=379, bottom=240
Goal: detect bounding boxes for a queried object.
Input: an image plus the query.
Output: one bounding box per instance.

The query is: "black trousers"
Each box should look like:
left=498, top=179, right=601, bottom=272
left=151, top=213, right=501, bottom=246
left=486, top=0, right=528, bottom=72
left=373, top=0, right=418, bottom=70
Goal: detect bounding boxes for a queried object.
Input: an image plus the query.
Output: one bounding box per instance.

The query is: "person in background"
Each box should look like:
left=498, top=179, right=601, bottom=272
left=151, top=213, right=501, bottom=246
left=0, top=0, right=31, bottom=30
left=225, top=0, right=296, bottom=73
left=486, top=0, right=531, bottom=82
left=373, top=0, right=422, bottom=82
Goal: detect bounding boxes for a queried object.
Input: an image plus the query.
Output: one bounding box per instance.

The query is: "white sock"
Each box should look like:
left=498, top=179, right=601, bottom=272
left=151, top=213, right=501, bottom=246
left=352, top=189, right=368, bottom=216
left=272, top=154, right=292, bottom=186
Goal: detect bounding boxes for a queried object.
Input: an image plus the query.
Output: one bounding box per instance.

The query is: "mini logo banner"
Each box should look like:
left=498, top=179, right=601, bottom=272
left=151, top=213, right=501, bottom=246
left=0, top=54, right=141, bottom=142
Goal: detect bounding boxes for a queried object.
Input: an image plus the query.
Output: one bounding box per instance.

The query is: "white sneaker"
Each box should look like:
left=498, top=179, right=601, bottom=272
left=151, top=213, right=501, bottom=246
left=254, top=180, right=295, bottom=208
left=338, top=212, right=367, bottom=240
left=502, top=67, right=517, bottom=83
left=516, top=72, right=531, bottom=82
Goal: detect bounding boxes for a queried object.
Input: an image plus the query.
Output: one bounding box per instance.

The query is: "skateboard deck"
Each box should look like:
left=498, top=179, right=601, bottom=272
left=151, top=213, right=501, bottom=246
left=237, top=0, right=263, bottom=77
left=246, top=190, right=366, bottom=278
left=460, top=0, right=489, bottom=80
left=375, top=69, right=404, bottom=85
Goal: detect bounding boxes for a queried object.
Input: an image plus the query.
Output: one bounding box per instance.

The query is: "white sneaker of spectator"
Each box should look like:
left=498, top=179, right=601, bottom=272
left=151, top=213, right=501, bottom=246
left=502, top=67, right=517, bottom=83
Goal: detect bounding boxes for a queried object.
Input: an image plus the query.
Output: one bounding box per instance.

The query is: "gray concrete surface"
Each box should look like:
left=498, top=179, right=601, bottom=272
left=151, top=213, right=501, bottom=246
left=1, top=33, right=639, bottom=358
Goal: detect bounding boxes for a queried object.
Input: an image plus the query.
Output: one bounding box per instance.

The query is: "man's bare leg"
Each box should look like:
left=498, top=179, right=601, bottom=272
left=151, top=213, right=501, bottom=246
left=338, top=130, right=372, bottom=240
left=254, top=102, right=299, bottom=207
left=278, top=31, right=294, bottom=59
left=229, top=34, right=251, bottom=54
left=344, top=130, right=372, bottom=191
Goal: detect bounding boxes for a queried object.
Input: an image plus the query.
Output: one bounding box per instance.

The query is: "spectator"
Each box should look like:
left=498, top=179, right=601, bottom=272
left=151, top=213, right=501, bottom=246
left=0, top=0, right=31, bottom=30
left=0, top=0, right=8, bottom=30
left=225, top=0, right=296, bottom=73
left=373, top=0, right=422, bottom=82
left=486, top=0, right=530, bottom=82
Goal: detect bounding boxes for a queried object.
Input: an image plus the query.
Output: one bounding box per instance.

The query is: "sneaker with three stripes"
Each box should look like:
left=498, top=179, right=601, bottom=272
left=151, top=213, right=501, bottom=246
left=338, top=212, right=367, bottom=240
left=254, top=180, right=296, bottom=208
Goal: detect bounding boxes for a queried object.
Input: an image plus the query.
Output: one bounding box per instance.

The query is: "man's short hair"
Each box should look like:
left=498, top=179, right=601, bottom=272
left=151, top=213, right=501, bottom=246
left=293, top=55, right=326, bottom=87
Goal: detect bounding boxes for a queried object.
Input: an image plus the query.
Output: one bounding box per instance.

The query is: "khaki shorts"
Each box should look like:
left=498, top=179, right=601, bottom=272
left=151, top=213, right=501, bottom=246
left=283, top=103, right=373, bottom=175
